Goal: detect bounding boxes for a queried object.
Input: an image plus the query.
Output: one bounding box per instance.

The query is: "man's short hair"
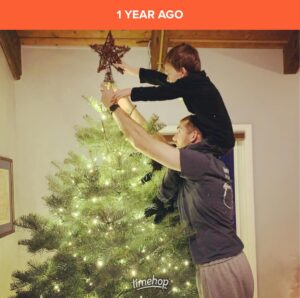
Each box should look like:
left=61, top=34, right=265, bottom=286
left=164, top=43, right=201, bottom=73
left=180, top=115, right=203, bottom=135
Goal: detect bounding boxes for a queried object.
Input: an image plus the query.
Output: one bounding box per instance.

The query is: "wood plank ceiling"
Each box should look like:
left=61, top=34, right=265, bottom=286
left=0, top=30, right=299, bottom=80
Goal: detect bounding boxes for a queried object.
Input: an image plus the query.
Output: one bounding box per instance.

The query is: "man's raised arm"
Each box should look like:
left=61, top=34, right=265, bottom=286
left=101, top=88, right=180, bottom=172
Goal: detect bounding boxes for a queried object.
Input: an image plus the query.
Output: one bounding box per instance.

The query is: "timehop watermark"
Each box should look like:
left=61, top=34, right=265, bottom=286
left=132, top=275, right=169, bottom=291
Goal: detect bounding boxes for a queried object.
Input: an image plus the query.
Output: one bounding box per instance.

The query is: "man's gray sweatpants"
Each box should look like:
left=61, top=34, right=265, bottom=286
left=196, top=252, right=254, bottom=298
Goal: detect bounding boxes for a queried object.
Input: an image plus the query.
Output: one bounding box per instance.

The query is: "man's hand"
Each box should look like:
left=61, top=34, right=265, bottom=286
left=100, top=86, right=115, bottom=109
left=114, top=63, right=139, bottom=76
left=113, top=88, right=132, bottom=101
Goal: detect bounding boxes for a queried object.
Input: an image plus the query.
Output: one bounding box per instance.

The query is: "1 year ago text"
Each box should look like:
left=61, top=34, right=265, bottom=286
left=116, top=10, right=184, bottom=19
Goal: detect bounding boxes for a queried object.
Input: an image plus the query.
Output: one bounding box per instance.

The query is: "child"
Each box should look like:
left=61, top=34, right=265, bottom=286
left=114, top=43, right=235, bottom=156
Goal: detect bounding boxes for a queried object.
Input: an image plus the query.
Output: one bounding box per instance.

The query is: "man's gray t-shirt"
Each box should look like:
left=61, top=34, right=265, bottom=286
left=159, top=142, right=243, bottom=264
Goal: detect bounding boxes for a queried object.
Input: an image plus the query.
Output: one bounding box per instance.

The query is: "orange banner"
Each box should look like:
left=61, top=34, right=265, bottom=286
left=0, top=0, right=299, bottom=29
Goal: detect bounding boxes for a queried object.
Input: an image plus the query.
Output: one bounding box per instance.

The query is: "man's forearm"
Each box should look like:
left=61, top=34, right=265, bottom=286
left=112, top=107, right=157, bottom=150
left=117, top=97, right=146, bottom=126
left=117, top=97, right=168, bottom=144
left=112, top=107, right=180, bottom=171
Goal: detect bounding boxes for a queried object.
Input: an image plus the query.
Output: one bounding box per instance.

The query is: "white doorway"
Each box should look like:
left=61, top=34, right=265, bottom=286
left=233, top=124, right=257, bottom=298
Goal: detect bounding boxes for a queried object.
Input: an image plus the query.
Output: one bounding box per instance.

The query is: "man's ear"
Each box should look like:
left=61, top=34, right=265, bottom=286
left=190, top=129, right=202, bottom=143
left=181, top=67, right=188, bottom=77
left=190, top=130, right=198, bottom=143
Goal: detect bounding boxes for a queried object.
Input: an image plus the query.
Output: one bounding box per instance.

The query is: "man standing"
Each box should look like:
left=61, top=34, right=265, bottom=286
left=101, top=88, right=254, bottom=298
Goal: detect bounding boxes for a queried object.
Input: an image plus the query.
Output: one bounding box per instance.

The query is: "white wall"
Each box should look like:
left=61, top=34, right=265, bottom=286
left=1, top=45, right=299, bottom=298
left=200, top=48, right=299, bottom=298
left=0, top=47, right=18, bottom=297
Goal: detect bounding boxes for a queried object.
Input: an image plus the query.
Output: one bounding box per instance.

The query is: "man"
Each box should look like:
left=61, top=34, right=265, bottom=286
left=101, top=87, right=254, bottom=298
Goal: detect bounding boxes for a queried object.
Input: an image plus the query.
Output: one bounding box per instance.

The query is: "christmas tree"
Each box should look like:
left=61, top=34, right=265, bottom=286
left=10, top=32, right=198, bottom=297
left=11, top=99, right=197, bottom=298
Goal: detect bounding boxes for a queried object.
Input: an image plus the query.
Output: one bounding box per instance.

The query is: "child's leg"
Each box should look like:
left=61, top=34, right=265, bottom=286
left=199, top=139, right=231, bottom=157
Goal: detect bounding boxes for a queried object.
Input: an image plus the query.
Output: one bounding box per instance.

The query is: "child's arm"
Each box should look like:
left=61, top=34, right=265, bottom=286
left=114, top=64, right=181, bottom=102
left=138, top=68, right=169, bottom=86
left=115, top=63, right=168, bottom=86
left=114, top=81, right=184, bottom=102
left=130, top=83, right=183, bottom=102
left=114, top=63, right=139, bottom=77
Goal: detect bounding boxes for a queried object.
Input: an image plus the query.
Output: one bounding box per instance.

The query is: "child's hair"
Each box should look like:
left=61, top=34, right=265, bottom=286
left=164, top=43, right=201, bottom=73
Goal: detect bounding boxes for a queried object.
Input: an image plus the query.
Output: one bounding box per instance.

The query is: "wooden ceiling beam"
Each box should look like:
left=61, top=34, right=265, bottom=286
left=283, top=31, right=299, bottom=74
left=167, top=30, right=291, bottom=49
left=168, top=40, right=285, bottom=49
left=19, top=38, right=149, bottom=47
left=0, top=30, right=21, bottom=80
left=17, top=30, right=151, bottom=47
left=168, top=30, right=290, bottom=42
left=150, top=30, right=169, bottom=70
left=17, top=30, right=294, bottom=49
left=17, top=30, right=150, bottom=39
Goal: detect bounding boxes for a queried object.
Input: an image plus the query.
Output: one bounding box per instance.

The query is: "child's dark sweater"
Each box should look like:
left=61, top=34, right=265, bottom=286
left=131, top=68, right=235, bottom=152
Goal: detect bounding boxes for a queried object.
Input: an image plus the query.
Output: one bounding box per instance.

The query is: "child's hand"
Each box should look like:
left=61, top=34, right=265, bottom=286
left=114, top=63, right=139, bottom=76
left=113, top=88, right=132, bottom=101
